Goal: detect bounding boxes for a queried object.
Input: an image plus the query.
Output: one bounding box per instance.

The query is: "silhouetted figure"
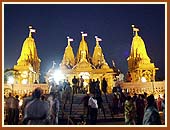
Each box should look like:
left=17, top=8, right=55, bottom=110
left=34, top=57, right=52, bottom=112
left=80, top=93, right=90, bottom=120
left=143, top=94, right=162, bottom=125
left=72, top=76, right=78, bottom=94
left=6, top=93, right=18, bottom=125
left=135, top=94, right=145, bottom=125
left=124, top=96, right=136, bottom=125
left=23, top=88, right=50, bottom=125
left=79, top=76, right=84, bottom=93
left=101, top=78, right=108, bottom=94
left=14, top=95, right=19, bottom=125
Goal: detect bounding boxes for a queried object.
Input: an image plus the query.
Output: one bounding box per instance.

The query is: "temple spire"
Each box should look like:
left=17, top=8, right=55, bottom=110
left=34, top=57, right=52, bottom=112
left=60, top=36, right=75, bottom=68
left=14, top=26, right=41, bottom=84
left=29, top=26, right=36, bottom=37
left=127, top=25, right=158, bottom=82
left=92, top=36, right=109, bottom=68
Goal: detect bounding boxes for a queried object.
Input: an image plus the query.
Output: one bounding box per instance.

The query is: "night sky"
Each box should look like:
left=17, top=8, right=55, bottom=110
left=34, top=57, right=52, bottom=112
left=4, top=3, right=165, bottom=82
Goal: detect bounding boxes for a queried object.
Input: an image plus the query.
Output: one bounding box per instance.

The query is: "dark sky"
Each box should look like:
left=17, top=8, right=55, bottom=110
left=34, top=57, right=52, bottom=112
left=4, top=4, right=165, bottom=81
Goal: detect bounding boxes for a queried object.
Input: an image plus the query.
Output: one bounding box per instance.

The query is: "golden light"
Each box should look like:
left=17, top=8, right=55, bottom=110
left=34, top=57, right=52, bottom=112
left=19, top=99, right=23, bottom=107
left=141, top=77, right=147, bottom=83
left=53, top=69, right=65, bottom=84
left=79, top=72, right=90, bottom=79
left=21, top=71, right=28, bottom=78
left=7, top=76, right=15, bottom=84
left=22, top=79, right=28, bottom=84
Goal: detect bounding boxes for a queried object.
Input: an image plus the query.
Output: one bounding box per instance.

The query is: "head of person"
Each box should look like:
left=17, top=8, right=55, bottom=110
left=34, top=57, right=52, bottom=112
left=147, top=94, right=155, bottom=106
left=32, top=87, right=43, bottom=99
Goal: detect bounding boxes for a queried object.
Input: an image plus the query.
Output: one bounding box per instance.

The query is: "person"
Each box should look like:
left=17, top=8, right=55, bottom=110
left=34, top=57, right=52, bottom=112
left=95, top=78, right=101, bottom=96
left=135, top=94, right=145, bottom=125
left=124, top=96, right=136, bottom=125
left=63, top=79, right=68, bottom=90
left=22, top=87, right=50, bottom=125
left=157, top=95, right=163, bottom=111
left=161, top=94, right=165, bottom=124
left=14, top=95, right=20, bottom=125
left=79, top=76, right=84, bottom=93
left=88, top=94, right=98, bottom=125
left=47, top=94, right=60, bottom=125
left=80, top=92, right=90, bottom=120
left=112, top=94, right=119, bottom=115
left=96, top=93, right=104, bottom=115
left=101, top=78, right=107, bottom=94
left=64, top=82, right=72, bottom=104
left=34, top=80, right=38, bottom=84
left=143, top=94, right=162, bottom=125
left=6, top=93, right=18, bottom=125
left=72, top=76, right=78, bottom=94
left=89, top=79, right=93, bottom=94
left=21, top=92, right=34, bottom=117
left=58, top=81, right=63, bottom=103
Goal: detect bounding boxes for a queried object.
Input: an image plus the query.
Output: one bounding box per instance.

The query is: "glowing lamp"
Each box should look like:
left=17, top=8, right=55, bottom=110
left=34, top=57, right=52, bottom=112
left=141, top=77, right=147, bottom=83
left=22, top=79, right=28, bottom=84
left=7, top=76, right=15, bottom=84
left=53, top=69, right=65, bottom=84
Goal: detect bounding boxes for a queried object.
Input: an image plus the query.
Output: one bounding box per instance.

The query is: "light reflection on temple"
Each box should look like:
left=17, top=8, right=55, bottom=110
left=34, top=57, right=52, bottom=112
left=4, top=25, right=165, bottom=98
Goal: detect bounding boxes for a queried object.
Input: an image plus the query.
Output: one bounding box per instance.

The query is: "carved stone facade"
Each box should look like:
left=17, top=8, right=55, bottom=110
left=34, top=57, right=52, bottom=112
left=59, top=34, right=116, bottom=93
left=13, top=26, right=41, bottom=84
left=127, top=25, right=158, bottom=82
left=121, top=81, right=165, bottom=98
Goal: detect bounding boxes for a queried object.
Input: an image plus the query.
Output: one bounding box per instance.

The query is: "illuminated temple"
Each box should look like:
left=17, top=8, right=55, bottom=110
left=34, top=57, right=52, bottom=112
left=8, top=25, right=162, bottom=95
left=127, top=25, right=158, bottom=82
left=13, top=26, right=41, bottom=84
left=59, top=33, right=115, bottom=92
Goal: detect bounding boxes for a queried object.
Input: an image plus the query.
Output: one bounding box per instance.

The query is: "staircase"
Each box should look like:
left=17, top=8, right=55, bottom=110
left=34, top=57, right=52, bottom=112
left=58, top=93, right=124, bottom=124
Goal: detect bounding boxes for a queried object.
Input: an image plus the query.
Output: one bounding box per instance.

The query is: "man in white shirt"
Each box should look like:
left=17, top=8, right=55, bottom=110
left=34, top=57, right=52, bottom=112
left=88, top=94, right=98, bottom=125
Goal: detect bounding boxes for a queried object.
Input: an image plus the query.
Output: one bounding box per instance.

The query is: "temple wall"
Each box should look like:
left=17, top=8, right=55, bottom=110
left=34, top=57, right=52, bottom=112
left=120, top=81, right=165, bottom=98
left=4, top=84, right=49, bottom=97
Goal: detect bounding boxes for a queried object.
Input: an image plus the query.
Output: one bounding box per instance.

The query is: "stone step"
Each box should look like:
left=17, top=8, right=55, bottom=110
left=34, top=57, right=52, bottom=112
left=59, top=93, right=117, bottom=120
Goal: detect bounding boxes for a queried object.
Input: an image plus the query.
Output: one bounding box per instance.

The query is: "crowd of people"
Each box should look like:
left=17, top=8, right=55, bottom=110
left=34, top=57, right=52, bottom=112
left=4, top=76, right=165, bottom=125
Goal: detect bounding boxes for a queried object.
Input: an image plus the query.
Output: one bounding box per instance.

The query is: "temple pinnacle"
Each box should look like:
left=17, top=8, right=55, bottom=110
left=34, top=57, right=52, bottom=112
left=132, top=24, right=139, bottom=36
left=29, top=25, right=36, bottom=37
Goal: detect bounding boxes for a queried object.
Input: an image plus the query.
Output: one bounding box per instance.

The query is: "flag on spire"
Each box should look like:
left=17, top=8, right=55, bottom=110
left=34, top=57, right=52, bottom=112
left=28, top=25, right=36, bottom=37
left=30, top=28, right=36, bottom=33
left=131, top=24, right=139, bottom=36
left=95, top=36, right=102, bottom=42
left=67, top=36, right=74, bottom=42
left=81, top=32, right=87, bottom=37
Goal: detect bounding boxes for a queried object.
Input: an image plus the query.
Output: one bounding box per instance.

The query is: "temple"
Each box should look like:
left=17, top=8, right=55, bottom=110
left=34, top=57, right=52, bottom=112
left=59, top=33, right=116, bottom=93
left=13, top=26, right=41, bottom=84
left=127, top=25, right=158, bottom=82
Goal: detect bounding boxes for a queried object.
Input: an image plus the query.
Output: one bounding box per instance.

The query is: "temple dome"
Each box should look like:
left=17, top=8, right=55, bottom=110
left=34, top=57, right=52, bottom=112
left=61, top=37, right=75, bottom=68
left=128, top=35, right=150, bottom=63
left=76, top=33, right=90, bottom=63
left=17, top=37, right=41, bottom=66
left=92, top=37, right=109, bottom=69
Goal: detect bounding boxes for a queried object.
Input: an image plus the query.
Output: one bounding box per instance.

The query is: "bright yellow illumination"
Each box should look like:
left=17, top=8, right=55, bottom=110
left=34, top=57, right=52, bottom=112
left=141, top=77, right=147, bottom=83
left=19, top=99, right=23, bottom=107
left=53, top=69, right=65, bottom=84
left=79, top=72, right=90, bottom=79
left=22, top=79, right=28, bottom=84
left=7, top=76, right=15, bottom=84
